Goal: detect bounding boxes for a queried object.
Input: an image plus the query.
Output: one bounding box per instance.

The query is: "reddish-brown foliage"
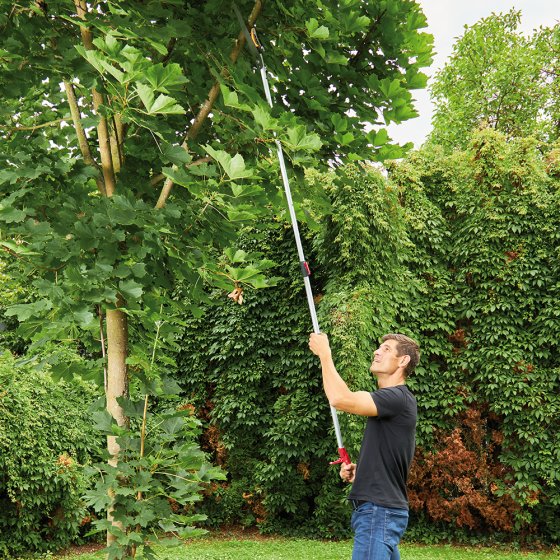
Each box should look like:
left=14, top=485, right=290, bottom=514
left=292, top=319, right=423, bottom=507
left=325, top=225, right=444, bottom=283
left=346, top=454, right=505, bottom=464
left=408, top=406, right=519, bottom=532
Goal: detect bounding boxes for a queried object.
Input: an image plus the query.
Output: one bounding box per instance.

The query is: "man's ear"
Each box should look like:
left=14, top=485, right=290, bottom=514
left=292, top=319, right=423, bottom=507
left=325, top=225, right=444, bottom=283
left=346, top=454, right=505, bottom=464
left=399, top=354, right=411, bottom=370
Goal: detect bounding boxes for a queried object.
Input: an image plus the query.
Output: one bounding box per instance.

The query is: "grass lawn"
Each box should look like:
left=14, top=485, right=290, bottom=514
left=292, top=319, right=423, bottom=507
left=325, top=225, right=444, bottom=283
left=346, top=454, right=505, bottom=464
left=58, top=532, right=560, bottom=560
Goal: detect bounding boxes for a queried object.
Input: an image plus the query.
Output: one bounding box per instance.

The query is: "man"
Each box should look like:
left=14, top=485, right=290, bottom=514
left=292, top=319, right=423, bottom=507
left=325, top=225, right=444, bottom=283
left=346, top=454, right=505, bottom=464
left=309, top=332, right=420, bottom=560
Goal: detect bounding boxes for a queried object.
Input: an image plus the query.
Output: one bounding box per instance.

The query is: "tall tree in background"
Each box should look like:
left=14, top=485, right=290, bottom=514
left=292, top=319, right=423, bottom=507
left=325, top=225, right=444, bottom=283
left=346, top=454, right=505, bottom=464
left=429, top=9, right=560, bottom=150
left=0, top=0, right=432, bottom=547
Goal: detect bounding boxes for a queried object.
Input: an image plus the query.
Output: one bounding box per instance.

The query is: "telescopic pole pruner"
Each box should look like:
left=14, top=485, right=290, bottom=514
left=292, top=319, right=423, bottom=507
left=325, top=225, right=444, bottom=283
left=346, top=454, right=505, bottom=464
left=233, top=4, right=350, bottom=466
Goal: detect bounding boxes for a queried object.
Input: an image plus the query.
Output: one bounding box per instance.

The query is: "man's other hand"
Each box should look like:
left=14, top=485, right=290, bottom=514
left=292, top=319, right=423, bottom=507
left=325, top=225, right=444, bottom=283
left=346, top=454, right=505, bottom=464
left=340, top=462, right=356, bottom=483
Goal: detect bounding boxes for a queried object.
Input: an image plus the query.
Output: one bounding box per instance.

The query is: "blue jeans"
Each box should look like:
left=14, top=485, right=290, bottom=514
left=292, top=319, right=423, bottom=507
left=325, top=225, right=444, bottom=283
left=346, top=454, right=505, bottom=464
left=350, top=501, right=409, bottom=560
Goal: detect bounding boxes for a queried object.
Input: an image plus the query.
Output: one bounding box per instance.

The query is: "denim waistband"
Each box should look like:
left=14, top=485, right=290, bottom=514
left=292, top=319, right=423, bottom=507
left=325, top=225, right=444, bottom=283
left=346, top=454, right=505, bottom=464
left=349, top=499, right=369, bottom=510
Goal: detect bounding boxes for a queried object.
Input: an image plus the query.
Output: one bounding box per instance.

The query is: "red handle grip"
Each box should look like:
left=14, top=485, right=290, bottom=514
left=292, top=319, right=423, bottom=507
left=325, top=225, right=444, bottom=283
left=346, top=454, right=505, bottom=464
left=329, top=447, right=351, bottom=465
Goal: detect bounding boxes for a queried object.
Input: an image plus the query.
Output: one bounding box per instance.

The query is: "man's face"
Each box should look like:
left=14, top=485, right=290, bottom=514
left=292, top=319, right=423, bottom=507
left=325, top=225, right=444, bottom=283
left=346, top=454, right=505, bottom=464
left=370, top=339, right=403, bottom=377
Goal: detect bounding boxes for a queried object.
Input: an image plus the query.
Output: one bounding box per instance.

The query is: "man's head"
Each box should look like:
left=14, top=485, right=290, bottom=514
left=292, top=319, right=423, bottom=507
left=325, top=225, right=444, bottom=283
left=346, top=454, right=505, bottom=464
left=370, top=333, right=420, bottom=380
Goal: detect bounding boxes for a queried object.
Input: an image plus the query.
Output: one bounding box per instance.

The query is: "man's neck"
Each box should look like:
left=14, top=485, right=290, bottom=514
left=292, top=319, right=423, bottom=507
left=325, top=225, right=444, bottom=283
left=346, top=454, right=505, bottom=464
left=376, top=372, right=406, bottom=389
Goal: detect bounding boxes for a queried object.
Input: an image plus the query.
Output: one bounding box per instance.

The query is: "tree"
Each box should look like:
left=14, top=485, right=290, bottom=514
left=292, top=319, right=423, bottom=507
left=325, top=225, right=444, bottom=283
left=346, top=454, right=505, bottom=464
left=429, top=10, right=560, bottom=150
left=0, top=0, right=432, bottom=551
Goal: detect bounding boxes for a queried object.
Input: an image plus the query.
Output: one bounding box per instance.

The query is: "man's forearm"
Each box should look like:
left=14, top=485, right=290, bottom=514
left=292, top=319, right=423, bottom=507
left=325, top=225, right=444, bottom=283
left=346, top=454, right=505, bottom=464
left=320, top=354, right=352, bottom=407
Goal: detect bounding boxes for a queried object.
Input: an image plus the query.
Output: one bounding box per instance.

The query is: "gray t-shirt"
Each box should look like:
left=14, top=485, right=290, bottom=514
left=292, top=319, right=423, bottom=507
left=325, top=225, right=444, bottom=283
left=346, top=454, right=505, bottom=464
left=348, top=385, right=417, bottom=510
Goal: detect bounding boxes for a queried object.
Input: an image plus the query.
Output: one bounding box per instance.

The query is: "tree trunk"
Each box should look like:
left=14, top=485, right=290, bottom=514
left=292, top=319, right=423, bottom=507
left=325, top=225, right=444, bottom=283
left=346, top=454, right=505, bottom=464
left=105, top=304, right=129, bottom=548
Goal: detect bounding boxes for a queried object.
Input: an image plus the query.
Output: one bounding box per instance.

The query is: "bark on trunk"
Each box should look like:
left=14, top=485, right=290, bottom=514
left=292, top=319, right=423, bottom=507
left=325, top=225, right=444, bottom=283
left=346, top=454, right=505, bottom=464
left=105, top=305, right=129, bottom=548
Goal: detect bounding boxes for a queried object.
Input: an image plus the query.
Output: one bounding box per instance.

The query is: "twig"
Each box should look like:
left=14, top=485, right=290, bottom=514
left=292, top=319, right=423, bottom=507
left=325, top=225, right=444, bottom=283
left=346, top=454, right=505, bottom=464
left=0, top=118, right=64, bottom=132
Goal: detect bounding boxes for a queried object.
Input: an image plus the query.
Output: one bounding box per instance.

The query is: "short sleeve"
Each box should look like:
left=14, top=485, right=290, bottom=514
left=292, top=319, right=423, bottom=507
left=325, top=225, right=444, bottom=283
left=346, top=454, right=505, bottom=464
left=371, top=387, right=405, bottom=418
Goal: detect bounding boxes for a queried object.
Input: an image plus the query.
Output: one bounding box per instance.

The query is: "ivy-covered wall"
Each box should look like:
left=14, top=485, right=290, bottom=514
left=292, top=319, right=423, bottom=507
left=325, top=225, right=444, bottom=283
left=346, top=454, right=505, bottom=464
left=178, top=131, right=560, bottom=543
left=392, top=130, right=560, bottom=541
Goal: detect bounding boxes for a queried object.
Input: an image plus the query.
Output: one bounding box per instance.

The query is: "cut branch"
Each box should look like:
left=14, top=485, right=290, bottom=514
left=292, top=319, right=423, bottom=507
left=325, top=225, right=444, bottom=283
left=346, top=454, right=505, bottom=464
left=155, top=0, right=263, bottom=209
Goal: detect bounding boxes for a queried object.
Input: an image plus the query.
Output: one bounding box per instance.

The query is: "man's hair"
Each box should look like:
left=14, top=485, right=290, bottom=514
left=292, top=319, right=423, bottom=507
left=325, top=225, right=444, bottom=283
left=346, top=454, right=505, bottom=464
left=382, top=333, right=420, bottom=377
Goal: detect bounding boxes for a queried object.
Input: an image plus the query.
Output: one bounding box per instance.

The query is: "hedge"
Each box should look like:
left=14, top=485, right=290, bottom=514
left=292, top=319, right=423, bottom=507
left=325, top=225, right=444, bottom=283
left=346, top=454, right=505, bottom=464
left=0, top=352, right=101, bottom=556
left=178, top=131, right=560, bottom=544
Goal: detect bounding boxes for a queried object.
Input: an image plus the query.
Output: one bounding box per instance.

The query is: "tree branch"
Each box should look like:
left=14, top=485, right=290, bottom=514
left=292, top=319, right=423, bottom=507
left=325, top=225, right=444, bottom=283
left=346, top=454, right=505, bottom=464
left=110, top=114, right=124, bottom=174
left=349, top=11, right=385, bottom=68
left=149, top=156, right=212, bottom=187
left=74, top=0, right=117, bottom=197
left=0, top=118, right=64, bottom=132
left=63, top=80, right=106, bottom=195
left=155, top=0, right=263, bottom=209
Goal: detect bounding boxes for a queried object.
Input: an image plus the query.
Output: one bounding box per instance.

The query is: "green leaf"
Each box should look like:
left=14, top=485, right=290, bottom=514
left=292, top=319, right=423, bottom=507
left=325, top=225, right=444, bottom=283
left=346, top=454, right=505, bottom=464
left=161, top=416, right=185, bottom=435
left=285, top=126, right=322, bottom=152
left=5, top=299, right=53, bottom=321
left=379, top=78, right=402, bottom=99
left=367, top=128, right=389, bottom=147
left=251, top=105, right=275, bottom=130
left=0, top=207, right=27, bottom=223
left=306, top=18, right=329, bottom=40
left=136, top=82, right=154, bottom=111
left=136, top=83, right=185, bottom=114
left=145, top=63, right=187, bottom=93
left=162, top=167, right=207, bottom=197
left=162, top=144, right=191, bottom=165
left=131, top=263, right=147, bottom=278
left=220, top=85, right=251, bottom=111
left=150, top=93, right=185, bottom=115
left=326, top=52, right=348, bottom=65
left=119, top=279, right=144, bottom=300
left=92, top=410, right=115, bottom=434
left=204, top=146, right=255, bottom=180
left=0, top=240, right=39, bottom=255
left=331, top=114, right=348, bottom=133
left=73, top=307, right=95, bottom=327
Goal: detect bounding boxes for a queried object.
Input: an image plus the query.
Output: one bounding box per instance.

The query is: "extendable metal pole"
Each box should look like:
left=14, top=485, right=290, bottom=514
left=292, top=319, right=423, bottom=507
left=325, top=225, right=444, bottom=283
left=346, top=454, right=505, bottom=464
left=256, top=52, right=350, bottom=466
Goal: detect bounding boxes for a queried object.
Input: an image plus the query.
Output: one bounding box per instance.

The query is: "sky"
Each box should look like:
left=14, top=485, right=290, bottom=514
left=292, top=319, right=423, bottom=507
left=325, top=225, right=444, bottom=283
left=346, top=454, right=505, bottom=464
left=387, top=0, right=560, bottom=147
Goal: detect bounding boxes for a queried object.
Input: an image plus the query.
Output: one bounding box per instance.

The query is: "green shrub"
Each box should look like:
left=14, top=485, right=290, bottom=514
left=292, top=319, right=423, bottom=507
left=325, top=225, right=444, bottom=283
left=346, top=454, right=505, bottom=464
left=0, top=352, right=101, bottom=556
